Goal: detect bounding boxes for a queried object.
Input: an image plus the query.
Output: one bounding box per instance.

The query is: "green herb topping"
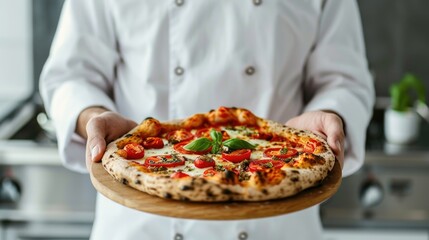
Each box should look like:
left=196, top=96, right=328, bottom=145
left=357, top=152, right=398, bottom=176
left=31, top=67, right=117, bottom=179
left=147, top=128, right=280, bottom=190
left=183, top=138, right=212, bottom=152
left=183, top=129, right=255, bottom=154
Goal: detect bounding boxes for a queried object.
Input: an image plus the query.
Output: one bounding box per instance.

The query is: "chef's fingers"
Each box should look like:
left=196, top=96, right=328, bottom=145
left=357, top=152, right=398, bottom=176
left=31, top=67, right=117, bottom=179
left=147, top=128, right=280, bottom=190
left=86, top=116, right=108, bottom=163
left=321, top=112, right=345, bottom=169
left=104, top=117, right=138, bottom=143
left=286, top=111, right=346, bottom=168
left=86, top=113, right=138, bottom=163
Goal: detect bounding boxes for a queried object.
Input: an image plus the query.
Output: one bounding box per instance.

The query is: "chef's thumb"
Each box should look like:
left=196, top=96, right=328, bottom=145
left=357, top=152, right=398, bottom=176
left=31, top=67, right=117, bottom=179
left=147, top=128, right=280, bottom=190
left=327, top=134, right=344, bottom=168
left=322, top=113, right=345, bottom=169
left=86, top=121, right=107, bottom=163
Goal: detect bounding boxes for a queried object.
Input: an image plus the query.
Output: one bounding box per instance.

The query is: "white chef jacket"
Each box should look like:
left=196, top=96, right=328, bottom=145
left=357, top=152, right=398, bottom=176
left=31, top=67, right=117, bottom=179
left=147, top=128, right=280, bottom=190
left=40, top=0, right=375, bottom=239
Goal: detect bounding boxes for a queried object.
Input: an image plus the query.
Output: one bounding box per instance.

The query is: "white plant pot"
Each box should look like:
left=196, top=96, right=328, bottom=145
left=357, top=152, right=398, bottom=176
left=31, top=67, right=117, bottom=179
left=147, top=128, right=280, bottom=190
left=384, top=108, right=420, bottom=144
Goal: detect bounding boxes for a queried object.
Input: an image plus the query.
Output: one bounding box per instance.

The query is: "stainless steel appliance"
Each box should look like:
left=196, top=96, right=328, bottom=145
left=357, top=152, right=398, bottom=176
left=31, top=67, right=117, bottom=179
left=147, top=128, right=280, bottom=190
left=0, top=108, right=97, bottom=240
left=321, top=118, right=429, bottom=239
left=321, top=151, right=429, bottom=229
left=0, top=2, right=94, bottom=237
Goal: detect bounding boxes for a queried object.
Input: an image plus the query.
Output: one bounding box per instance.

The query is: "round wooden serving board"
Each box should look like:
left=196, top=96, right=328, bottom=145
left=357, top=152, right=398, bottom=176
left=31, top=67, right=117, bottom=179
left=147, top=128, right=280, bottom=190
left=90, top=161, right=342, bottom=220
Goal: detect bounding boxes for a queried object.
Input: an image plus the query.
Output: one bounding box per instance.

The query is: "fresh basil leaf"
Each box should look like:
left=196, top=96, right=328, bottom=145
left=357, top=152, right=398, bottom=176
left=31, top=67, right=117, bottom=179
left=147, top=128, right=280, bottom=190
left=222, top=138, right=256, bottom=150
left=210, top=129, right=223, bottom=154
left=210, top=129, right=223, bottom=144
left=211, top=144, right=221, bottom=154
left=184, top=138, right=213, bottom=151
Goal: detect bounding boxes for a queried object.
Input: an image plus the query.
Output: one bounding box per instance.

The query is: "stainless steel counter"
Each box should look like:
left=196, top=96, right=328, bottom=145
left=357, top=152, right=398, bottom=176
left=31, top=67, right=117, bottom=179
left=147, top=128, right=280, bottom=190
left=0, top=140, right=96, bottom=239
left=321, top=120, right=429, bottom=231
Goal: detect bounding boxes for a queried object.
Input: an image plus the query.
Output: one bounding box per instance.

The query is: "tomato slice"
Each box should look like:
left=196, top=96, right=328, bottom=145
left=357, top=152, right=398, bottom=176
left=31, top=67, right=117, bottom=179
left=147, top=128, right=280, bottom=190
left=222, top=149, right=252, bottom=163
left=122, top=143, right=145, bottom=159
left=143, top=137, right=164, bottom=149
left=195, top=127, right=230, bottom=140
left=173, top=141, right=212, bottom=155
left=194, top=156, right=216, bottom=168
left=304, top=139, right=320, bottom=153
left=263, top=147, right=298, bottom=160
left=203, top=168, right=218, bottom=177
left=144, top=155, right=185, bottom=168
left=195, top=127, right=216, bottom=138
left=166, top=129, right=194, bottom=143
left=248, top=159, right=284, bottom=172
left=170, top=171, right=190, bottom=179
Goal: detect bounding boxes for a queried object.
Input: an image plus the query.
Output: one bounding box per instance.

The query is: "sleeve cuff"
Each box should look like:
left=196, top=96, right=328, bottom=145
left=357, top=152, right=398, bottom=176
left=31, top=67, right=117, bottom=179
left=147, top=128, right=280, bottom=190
left=50, top=80, right=117, bottom=173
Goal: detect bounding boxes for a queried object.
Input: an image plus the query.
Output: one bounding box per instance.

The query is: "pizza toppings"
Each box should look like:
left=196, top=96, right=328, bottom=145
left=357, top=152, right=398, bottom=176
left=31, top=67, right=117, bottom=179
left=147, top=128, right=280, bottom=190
left=194, top=156, right=216, bottom=168
left=248, top=159, right=285, bottom=172
left=103, top=106, right=335, bottom=202
left=174, top=141, right=212, bottom=155
left=195, top=127, right=230, bottom=140
left=303, top=139, right=321, bottom=153
left=263, top=147, right=298, bottom=160
left=119, top=143, right=145, bottom=159
left=195, top=127, right=215, bottom=138
left=221, top=149, right=251, bottom=163
left=203, top=168, right=218, bottom=177
left=184, top=129, right=256, bottom=155
left=209, top=129, right=223, bottom=154
left=183, top=138, right=213, bottom=152
left=144, top=155, right=186, bottom=168
left=143, top=137, right=164, bottom=149
left=222, top=138, right=256, bottom=151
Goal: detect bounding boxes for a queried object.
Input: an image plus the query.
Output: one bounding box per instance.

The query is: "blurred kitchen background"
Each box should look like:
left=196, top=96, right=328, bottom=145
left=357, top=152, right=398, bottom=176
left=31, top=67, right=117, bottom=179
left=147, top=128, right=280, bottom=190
left=0, top=0, right=428, bottom=239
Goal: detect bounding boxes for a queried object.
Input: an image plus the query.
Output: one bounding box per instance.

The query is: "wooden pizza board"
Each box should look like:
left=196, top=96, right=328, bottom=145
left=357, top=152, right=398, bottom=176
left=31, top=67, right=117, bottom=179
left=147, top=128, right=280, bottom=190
left=90, top=161, right=342, bottom=220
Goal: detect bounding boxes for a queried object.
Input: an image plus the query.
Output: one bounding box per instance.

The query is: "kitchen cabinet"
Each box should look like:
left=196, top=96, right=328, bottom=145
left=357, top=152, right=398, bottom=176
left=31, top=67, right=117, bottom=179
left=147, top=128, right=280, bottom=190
left=324, top=229, right=429, bottom=240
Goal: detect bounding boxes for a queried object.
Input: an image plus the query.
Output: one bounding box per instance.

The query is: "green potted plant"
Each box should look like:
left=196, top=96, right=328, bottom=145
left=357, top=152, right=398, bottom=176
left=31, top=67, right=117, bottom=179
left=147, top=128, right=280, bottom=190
left=384, top=73, right=426, bottom=144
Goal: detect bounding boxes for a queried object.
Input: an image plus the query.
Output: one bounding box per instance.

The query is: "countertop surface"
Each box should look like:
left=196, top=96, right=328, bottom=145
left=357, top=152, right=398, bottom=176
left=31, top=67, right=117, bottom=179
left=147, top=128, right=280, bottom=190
left=322, top=120, right=429, bottom=230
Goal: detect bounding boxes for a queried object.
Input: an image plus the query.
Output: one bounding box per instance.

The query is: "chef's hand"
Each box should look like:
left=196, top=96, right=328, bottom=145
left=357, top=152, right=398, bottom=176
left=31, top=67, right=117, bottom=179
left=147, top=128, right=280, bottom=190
left=286, top=111, right=345, bottom=168
left=76, top=107, right=137, bottom=171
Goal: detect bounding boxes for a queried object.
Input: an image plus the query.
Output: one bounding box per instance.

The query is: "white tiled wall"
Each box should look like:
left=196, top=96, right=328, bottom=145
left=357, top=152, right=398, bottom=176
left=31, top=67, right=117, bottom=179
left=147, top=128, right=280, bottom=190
left=0, top=0, right=33, bottom=100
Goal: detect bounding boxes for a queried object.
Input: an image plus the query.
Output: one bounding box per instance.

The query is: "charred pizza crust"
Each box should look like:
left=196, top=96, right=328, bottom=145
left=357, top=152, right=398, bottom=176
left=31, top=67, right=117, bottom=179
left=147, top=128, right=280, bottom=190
left=101, top=107, right=335, bottom=202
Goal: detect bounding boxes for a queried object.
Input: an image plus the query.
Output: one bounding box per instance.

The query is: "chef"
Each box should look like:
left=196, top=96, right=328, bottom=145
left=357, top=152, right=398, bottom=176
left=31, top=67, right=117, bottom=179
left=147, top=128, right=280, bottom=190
left=40, top=0, right=374, bottom=239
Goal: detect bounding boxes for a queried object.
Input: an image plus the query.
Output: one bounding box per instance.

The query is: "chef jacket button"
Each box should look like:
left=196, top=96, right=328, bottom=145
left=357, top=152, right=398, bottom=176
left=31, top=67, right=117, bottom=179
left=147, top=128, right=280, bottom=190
left=245, top=66, right=256, bottom=75
left=253, top=0, right=262, bottom=6
left=175, top=0, right=185, bottom=6
left=238, top=232, right=248, bottom=240
left=175, top=66, right=185, bottom=76
left=174, top=233, right=184, bottom=240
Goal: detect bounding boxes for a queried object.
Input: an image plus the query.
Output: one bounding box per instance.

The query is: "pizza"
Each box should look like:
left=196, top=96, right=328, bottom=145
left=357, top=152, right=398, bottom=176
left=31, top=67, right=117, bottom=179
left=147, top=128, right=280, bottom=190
left=101, top=106, right=336, bottom=202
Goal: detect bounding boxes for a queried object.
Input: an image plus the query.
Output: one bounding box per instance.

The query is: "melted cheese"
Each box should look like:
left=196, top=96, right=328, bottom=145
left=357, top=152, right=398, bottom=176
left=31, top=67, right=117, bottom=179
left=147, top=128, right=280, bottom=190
left=137, top=128, right=291, bottom=177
